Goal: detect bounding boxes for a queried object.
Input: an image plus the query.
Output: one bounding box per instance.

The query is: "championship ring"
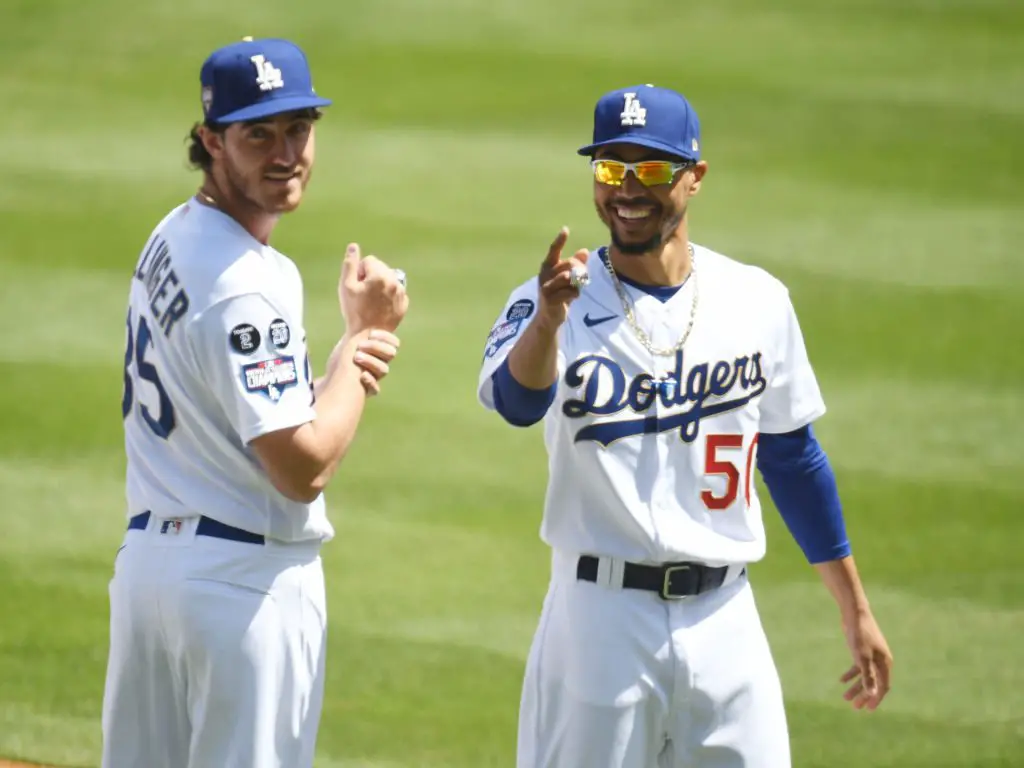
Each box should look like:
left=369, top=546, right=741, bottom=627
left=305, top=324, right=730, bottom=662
left=393, top=268, right=407, bottom=289
left=569, top=265, right=590, bottom=289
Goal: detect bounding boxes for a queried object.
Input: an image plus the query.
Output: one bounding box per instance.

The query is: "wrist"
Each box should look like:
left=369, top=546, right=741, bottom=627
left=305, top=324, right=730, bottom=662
left=340, top=327, right=372, bottom=349
left=533, top=313, right=564, bottom=337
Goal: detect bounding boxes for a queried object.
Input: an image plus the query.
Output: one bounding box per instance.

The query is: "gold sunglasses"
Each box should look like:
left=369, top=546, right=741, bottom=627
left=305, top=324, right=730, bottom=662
left=591, top=158, right=694, bottom=187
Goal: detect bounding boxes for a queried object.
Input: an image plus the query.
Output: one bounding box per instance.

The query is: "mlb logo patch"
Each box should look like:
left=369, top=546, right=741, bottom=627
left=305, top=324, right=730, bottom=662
left=242, top=356, right=299, bottom=401
left=160, top=519, right=184, bottom=535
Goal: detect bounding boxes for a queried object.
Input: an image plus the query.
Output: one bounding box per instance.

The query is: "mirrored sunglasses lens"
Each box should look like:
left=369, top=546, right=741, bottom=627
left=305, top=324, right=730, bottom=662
left=595, top=161, right=626, bottom=185
left=636, top=162, right=674, bottom=186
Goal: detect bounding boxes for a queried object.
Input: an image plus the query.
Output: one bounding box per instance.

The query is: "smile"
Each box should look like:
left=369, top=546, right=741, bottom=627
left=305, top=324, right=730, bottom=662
left=613, top=204, right=656, bottom=222
left=264, top=171, right=299, bottom=182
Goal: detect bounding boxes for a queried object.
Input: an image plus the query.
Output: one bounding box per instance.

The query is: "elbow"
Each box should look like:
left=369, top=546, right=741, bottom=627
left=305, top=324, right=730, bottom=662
left=251, top=423, right=341, bottom=504
left=498, top=410, right=545, bottom=428
left=268, top=472, right=325, bottom=504
left=260, top=452, right=332, bottom=503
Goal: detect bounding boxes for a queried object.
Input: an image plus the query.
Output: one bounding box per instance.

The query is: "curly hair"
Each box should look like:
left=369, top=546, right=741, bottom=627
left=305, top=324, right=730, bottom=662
left=186, top=122, right=225, bottom=173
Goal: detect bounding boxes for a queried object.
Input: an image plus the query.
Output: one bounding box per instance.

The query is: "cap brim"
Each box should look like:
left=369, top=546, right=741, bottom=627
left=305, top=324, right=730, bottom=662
left=577, top=135, right=697, bottom=161
left=212, top=95, right=333, bottom=124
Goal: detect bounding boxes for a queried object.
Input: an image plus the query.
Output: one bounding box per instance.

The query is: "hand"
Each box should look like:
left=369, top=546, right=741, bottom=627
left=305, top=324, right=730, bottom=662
left=352, top=330, right=400, bottom=397
left=339, top=243, right=409, bottom=335
left=839, top=610, right=893, bottom=711
left=536, top=227, right=589, bottom=330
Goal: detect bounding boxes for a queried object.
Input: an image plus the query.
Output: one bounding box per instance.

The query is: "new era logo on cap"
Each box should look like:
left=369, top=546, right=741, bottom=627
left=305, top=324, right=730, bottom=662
left=199, top=37, right=331, bottom=124
left=578, top=84, right=701, bottom=162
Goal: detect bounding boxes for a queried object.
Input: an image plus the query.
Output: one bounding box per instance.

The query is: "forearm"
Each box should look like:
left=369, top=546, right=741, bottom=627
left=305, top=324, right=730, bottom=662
left=815, top=556, right=872, bottom=622
left=304, top=332, right=372, bottom=480
left=507, top=317, right=561, bottom=389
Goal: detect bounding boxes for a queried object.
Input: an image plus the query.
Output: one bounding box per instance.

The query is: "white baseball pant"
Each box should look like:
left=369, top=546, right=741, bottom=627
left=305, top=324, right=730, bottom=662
left=101, top=514, right=327, bottom=768
left=517, top=550, right=791, bottom=768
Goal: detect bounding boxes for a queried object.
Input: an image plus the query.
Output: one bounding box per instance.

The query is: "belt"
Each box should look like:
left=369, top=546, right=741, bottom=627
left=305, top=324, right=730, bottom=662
left=128, top=511, right=265, bottom=545
left=576, top=555, right=739, bottom=600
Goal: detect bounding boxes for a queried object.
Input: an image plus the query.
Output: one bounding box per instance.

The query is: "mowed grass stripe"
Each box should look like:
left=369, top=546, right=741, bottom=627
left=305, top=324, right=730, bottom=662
left=3, top=283, right=1018, bottom=493
left=1, top=0, right=1021, bottom=765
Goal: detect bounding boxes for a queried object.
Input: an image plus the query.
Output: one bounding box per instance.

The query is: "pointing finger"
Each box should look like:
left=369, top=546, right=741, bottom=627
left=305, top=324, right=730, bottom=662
left=544, top=227, right=570, bottom=268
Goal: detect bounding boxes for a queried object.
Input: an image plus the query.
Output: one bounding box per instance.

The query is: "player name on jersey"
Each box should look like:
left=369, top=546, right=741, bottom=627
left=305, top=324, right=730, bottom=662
left=133, top=235, right=191, bottom=338
left=562, top=349, right=767, bottom=446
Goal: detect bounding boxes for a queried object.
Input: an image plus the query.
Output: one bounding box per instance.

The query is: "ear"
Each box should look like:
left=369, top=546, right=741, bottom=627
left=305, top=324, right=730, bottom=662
left=199, top=125, right=226, bottom=160
left=688, top=160, right=709, bottom=196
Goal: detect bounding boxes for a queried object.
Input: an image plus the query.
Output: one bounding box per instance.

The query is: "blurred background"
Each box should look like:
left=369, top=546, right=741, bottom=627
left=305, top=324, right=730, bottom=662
left=1, top=0, right=1022, bottom=766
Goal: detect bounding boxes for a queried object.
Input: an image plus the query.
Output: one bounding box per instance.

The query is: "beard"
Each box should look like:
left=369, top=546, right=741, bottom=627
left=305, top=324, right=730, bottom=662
left=221, top=156, right=305, bottom=215
left=612, top=230, right=663, bottom=255
left=604, top=205, right=686, bottom=256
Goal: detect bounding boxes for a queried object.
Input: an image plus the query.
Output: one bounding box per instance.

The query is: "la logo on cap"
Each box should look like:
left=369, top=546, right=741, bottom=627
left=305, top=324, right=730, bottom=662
left=250, top=54, right=284, bottom=91
left=620, top=92, right=646, bottom=127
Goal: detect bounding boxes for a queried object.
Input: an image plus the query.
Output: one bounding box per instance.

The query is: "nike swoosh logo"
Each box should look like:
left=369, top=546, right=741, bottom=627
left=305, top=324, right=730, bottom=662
left=583, top=313, right=617, bottom=328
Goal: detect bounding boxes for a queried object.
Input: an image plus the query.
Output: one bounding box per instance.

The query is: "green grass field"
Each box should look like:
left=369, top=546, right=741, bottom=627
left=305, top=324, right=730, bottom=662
left=2, top=0, right=1022, bottom=765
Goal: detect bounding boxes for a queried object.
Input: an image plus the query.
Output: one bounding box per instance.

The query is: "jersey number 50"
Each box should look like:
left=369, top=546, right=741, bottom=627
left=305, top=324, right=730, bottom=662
left=122, top=308, right=176, bottom=439
left=701, top=433, right=759, bottom=510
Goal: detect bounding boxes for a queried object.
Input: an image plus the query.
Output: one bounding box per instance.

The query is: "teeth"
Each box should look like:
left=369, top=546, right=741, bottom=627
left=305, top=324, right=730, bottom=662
left=616, top=207, right=652, bottom=220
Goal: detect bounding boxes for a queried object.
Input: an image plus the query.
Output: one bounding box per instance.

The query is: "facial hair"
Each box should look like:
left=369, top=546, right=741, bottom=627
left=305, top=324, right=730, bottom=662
left=606, top=205, right=687, bottom=256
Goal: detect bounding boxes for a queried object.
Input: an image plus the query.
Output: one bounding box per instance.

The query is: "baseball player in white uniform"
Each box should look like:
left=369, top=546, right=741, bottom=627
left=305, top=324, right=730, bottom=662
left=102, top=37, right=408, bottom=767
left=477, top=85, right=893, bottom=767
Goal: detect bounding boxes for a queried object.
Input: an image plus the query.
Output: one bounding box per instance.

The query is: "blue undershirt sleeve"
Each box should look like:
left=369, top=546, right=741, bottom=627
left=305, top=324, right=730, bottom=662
left=756, top=424, right=851, bottom=564
left=492, top=357, right=557, bottom=427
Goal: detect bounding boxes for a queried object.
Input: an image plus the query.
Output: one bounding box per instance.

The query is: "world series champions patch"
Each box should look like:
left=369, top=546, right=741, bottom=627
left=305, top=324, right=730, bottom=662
left=241, top=356, right=299, bottom=402
left=484, top=319, right=522, bottom=359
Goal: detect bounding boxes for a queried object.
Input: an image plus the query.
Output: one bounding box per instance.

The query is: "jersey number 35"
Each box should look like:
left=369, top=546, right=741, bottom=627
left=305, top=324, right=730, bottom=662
left=122, top=308, right=176, bottom=439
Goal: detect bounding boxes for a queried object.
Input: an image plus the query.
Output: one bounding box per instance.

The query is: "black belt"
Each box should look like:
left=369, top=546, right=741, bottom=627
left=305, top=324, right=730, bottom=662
left=128, top=511, right=265, bottom=545
left=576, top=555, right=738, bottom=600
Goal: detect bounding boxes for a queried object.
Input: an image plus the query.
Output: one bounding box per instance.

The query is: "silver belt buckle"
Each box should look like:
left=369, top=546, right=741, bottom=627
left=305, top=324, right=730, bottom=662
left=661, top=564, right=692, bottom=599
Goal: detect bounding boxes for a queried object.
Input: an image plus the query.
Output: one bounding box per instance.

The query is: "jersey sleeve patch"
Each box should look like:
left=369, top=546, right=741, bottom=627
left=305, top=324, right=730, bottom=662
left=229, top=323, right=262, bottom=355
left=484, top=319, right=523, bottom=359
left=506, top=299, right=535, bottom=322
left=241, top=356, right=299, bottom=401
left=268, top=318, right=291, bottom=349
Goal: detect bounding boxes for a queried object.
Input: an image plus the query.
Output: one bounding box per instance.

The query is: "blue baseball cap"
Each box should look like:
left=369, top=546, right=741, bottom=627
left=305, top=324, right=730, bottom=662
left=577, top=84, right=701, bottom=161
left=200, top=37, right=332, bottom=124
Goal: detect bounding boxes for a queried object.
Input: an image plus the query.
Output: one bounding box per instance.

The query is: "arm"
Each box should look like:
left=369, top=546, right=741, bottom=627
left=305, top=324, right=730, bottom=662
left=756, top=287, right=891, bottom=710
left=251, top=330, right=384, bottom=502
left=757, top=426, right=893, bottom=710
left=506, top=314, right=561, bottom=390
left=815, top=555, right=893, bottom=710
left=479, top=227, right=589, bottom=424
left=492, top=355, right=557, bottom=427
left=232, top=244, right=406, bottom=503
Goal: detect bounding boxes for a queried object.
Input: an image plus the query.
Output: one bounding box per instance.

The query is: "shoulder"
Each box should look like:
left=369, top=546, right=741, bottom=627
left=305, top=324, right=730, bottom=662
left=489, top=274, right=540, bottom=323
left=695, top=243, right=791, bottom=306
left=160, top=205, right=281, bottom=310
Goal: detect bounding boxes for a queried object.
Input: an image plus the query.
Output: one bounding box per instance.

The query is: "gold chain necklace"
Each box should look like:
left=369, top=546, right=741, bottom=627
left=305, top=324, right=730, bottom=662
left=196, top=189, right=219, bottom=208
left=601, top=243, right=698, bottom=357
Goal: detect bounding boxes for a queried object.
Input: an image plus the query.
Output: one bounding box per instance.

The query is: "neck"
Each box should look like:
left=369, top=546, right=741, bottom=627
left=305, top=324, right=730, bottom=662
left=197, top=174, right=278, bottom=245
left=608, top=224, right=693, bottom=287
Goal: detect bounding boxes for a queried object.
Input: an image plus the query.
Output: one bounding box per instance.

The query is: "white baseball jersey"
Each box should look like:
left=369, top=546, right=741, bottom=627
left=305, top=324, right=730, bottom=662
left=121, top=198, right=333, bottom=542
left=477, top=244, right=824, bottom=566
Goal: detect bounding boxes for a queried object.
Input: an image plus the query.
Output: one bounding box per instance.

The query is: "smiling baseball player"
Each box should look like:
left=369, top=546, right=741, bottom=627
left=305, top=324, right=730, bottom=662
left=477, top=85, right=893, bottom=767
left=102, top=37, right=408, bottom=768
